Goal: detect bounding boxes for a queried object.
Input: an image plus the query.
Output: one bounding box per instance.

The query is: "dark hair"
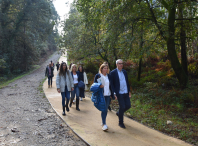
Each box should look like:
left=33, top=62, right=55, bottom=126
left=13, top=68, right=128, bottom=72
left=78, top=65, right=84, bottom=72
left=69, top=63, right=73, bottom=70
left=59, top=62, right=68, bottom=76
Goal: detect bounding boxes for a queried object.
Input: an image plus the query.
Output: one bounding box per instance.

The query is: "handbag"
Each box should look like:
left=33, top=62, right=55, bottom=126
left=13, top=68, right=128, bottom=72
left=78, top=80, right=85, bottom=89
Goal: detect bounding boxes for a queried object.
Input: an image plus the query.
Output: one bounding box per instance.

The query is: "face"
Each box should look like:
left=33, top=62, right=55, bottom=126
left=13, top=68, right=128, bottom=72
left=62, top=64, right=66, bottom=70
left=116, top=61, right=124, bottom=70
left=102, top=66, right=108, bottom=74
left=72, top=65, right=77, bottom=72
left=79, top=67, right=82, bottom=72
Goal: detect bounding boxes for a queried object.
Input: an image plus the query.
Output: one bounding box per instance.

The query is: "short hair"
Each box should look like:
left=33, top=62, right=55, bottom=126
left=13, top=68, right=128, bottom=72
left=99, top=64, right=109, bottom=74
left=116, top=59, right=123, bottom=64
left=70, top=64, right=77, bottom=71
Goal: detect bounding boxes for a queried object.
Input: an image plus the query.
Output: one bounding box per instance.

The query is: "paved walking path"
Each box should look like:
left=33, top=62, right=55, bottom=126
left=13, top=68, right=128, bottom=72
left=43, top=55, right=191, bottom=146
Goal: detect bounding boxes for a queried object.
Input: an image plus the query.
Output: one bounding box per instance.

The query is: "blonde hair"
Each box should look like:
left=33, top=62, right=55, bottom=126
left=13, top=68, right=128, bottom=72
left=99, top=64, right=109, bottom=74
left=70, top=64, right=77, bottom=72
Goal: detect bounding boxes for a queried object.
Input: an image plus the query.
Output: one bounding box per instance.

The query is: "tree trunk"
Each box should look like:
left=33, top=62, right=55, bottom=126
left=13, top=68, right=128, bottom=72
left=167, top=7, right=188, bottom=89
left=137, top=58, right=142, bottom=81
left=137, top=22, right=143, bottom=81
left=179, top=3, right=188, bottom=76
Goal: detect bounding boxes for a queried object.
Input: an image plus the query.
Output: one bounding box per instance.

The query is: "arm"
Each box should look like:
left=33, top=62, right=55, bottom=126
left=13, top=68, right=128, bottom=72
left=45, top=68, right=48, bottom=76
left=56, top=72, right=60, bottom=89
left=94, top=74, right=99, bottom=83
left=69, top=71, right=74, bottom=88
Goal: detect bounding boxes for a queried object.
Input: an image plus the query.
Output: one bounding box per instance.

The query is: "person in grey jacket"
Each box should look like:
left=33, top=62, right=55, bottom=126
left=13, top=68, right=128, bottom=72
left=56, top=62, right=74, bottom=116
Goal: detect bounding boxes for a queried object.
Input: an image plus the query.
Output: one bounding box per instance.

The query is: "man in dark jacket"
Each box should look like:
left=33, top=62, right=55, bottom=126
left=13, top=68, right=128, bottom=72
left=110, top=59, right=131, bottom=128
left=45, top=62, right=54, bottom=88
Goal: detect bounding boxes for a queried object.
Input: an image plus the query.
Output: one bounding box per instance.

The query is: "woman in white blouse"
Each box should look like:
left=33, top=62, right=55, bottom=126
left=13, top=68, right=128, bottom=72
left=94, top=64, right=114, bottom=131
left=70, top=64, right=81, bottom=111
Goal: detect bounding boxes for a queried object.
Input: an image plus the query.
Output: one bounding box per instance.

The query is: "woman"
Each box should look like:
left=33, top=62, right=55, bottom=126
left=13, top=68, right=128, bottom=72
left=45, top=62, right=54, bottom=88
left=56, top=62, right=74, bottom=116
left=78, top=66, right=88, bottom=101
left=70, top=64, right=80, bottom=111
left=94, top=64, right=113, bottom=131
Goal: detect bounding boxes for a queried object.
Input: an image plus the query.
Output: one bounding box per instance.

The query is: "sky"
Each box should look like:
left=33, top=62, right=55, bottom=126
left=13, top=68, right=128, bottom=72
left=53, top=0, right=74, bottom=34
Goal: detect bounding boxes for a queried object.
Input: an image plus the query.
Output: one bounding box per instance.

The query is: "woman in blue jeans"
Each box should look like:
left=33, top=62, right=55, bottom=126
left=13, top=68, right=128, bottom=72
left=56, top=62, right=74, bottom=116
left=94, top=64, right=114, bottom=131
left=70, top=64, right=81, bottom=111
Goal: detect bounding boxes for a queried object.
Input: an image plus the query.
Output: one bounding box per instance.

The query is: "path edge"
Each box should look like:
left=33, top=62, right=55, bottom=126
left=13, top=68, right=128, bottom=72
left=42, top=79, right=91, bottom=146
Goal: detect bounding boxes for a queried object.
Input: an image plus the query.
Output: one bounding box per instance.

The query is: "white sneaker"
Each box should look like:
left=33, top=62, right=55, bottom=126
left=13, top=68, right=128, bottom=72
left=73, top=99, right=76, bottom=103
left=80, top=98, right=83, bottom=101
left=102, top=125, right=108, bottom=131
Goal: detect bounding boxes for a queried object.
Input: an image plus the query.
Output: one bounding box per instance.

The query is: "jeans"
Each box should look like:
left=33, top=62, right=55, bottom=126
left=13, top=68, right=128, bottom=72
left=48, top=76, right=52, bottom=85
left=61, top=86, right=70, bottom=107
left=71, top=84, right=79, bottom=100
left=117, top=93, right=131, bottom=124
left=101, top=96, right=111, bottom=125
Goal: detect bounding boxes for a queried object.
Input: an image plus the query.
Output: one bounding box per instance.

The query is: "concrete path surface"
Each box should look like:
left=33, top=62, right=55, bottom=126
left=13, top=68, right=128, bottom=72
left=43, top=55, right=191, bottom=146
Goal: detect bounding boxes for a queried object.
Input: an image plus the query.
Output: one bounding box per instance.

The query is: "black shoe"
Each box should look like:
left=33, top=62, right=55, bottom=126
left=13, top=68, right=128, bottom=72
left=116, top=112, right=119, bottom=117
left=76, top=108, right=80, bottom=111
left=119, top=123, right=126, bottom=129
left=108, top=106, right=111, bottom=111
left=62, top=111, right=66, bottom=116
left=62, top=106, right=66, bottom=116
left=66, top=107, right=69, bottom=112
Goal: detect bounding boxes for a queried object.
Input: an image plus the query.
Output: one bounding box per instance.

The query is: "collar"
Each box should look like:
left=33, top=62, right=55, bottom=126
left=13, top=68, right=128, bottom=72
left=116, top=68, right=122, bottom=72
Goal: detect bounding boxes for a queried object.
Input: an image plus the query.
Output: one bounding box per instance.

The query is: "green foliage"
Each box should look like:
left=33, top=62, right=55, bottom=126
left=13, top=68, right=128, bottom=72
left=0, top=0, right=60, bottom=79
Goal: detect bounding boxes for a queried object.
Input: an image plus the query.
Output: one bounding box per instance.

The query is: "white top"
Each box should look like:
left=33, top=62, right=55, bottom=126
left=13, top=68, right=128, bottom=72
left=73, top=74, right=78, bottom=84
left=101, top=74, right=111, bottom=96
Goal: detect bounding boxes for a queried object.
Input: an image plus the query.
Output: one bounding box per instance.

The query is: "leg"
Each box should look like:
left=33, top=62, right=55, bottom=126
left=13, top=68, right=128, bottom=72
left=48, top=76, right=50, bottom=87
left=123, top=94, right=131, bottom=112
left=76, top=86, right=80, bottom=111
left=50, top=76, right=53, bottom=87
left=117, top=94, right=126, bottom=124
left=108, top=98, right=112, bottom=111
left=65, top=86, right=70, bottom=112
left=70, top=86, right=76, bottom=107
left=61, top=92, right=66, bottom=115
left=101, top=96, right=110, bottom=125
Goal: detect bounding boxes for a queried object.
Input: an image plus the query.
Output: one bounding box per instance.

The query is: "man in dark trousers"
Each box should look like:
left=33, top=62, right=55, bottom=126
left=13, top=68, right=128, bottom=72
left=110, top=59, right=131, bottom=128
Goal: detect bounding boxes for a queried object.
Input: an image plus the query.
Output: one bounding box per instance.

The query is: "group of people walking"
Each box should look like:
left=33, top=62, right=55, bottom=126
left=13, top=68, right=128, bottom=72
left=45, top=59, right=131, bottom=131
left=55, top=62, right=88, bottom=116
left=94, top=59, right=131, bottom=131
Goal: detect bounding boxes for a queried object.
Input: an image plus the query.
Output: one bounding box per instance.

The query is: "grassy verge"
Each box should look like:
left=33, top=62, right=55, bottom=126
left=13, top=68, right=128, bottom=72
left=0, top=65, right=40, bottom=89
left=37, top=77, right=47, bottom=98
left=111, top=85, right=198, bottom=145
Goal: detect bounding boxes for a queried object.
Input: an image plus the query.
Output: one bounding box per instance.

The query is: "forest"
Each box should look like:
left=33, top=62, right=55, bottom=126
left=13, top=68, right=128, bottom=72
left=0, top=0, right=60, bottom=82
left=62, top=0, right=198, bottom=145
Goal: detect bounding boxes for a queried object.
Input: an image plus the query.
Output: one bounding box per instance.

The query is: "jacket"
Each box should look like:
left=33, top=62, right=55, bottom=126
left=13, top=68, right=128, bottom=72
left=56, top=70, right=74, bottom=92
left=90, top=83, right=106, bottom=112
left=94, top=73, right=114, bottom=99
left=110, top=69, right=130, bottom=96
left=45, top=66, right=54, bottom=77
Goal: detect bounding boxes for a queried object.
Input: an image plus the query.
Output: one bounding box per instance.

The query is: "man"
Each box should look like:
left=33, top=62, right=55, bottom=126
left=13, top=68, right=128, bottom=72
left=110, top=59, right=131, bottom=128
left=56, top=62, right=60, bottom=71
left=45, top=62, right=54, bottom=88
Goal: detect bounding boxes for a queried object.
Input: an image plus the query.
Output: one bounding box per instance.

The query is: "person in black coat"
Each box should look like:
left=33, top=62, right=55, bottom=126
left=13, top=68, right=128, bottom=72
left=94, top=64, right=114, bottom=131
left=45, top=62, right=54, bottom=88
left=110, top=59, right=131, bottom=129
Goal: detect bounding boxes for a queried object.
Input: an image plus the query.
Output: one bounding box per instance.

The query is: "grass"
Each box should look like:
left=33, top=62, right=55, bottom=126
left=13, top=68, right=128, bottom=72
left=111, top=85, right=198, bottom=145
left=0, top=65, right=40, bottom=89
left=37, top=77, right=47, bottom=95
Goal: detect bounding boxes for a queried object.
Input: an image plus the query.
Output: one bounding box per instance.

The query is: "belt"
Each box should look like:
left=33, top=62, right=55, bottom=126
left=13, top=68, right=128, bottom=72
left=74, top=83, right=78, bottom=85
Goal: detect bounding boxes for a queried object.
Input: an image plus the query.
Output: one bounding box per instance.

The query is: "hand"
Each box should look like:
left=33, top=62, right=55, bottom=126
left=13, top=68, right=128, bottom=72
left=114, top=94, right=117, bottom=100
left=100, top=85, right=104, bottom=88
left=129, top=92, right=131, bottom=98
left=71, top=88, right=74, bottom=91
left=57, top=89, right=60, bottom=93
